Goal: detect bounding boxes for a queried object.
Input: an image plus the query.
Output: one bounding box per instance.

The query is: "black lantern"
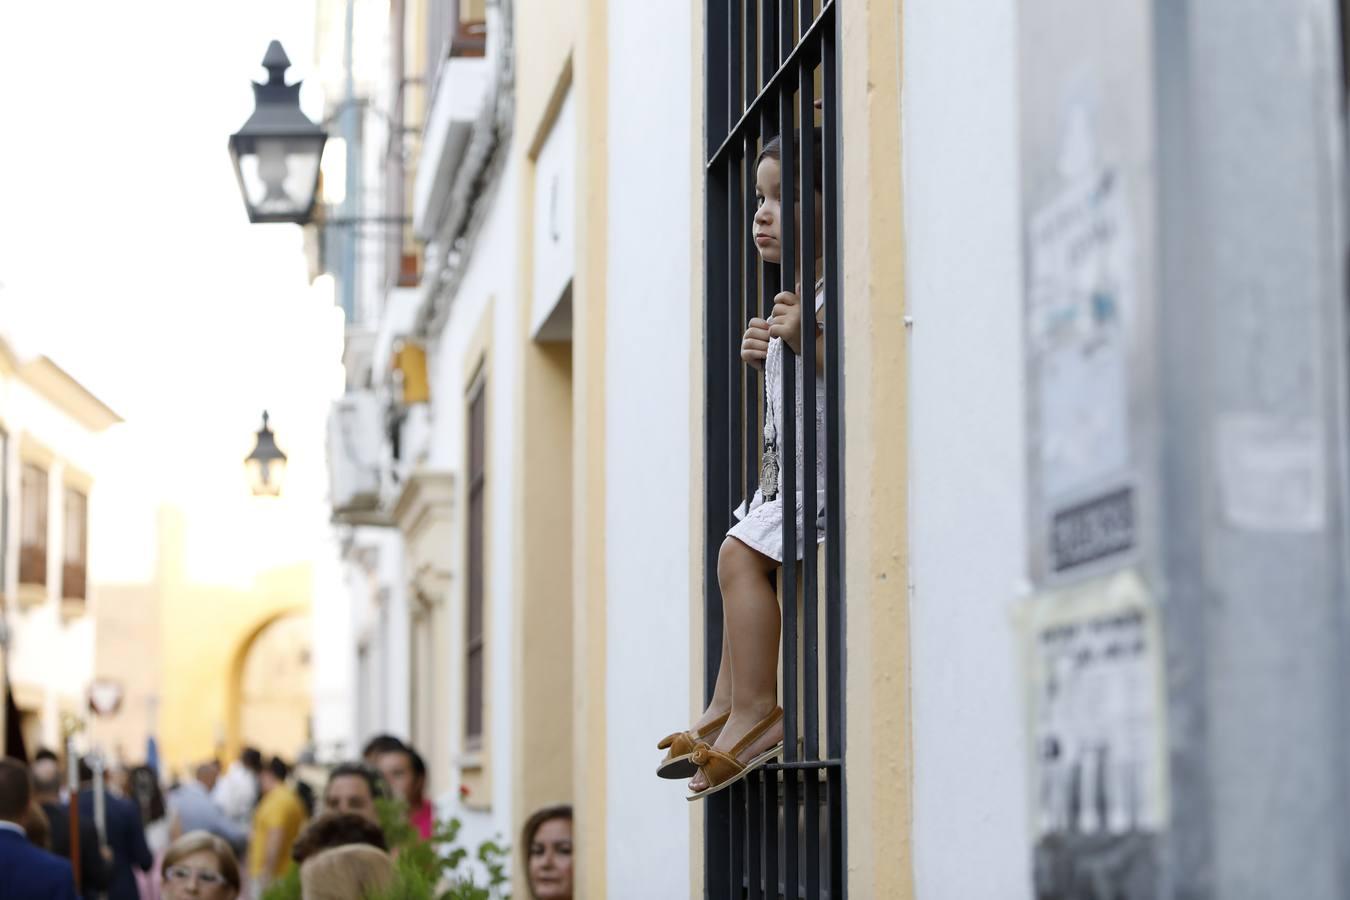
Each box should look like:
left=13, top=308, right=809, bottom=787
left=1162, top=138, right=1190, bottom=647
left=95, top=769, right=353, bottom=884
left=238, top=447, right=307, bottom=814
left=244, top=411, right=288, bottom=497
left=228, top=41, right=328, bottom=224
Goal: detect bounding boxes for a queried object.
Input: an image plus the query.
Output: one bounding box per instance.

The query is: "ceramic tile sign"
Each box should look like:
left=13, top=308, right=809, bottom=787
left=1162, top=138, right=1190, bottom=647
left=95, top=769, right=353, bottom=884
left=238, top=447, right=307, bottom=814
left=1023, top=571, right=1167, bottom=899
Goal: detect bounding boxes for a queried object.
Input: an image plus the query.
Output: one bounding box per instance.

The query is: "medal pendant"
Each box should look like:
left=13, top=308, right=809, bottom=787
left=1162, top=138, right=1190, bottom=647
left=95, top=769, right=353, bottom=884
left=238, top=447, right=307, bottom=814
left=760, top=446, right=779, bottom=499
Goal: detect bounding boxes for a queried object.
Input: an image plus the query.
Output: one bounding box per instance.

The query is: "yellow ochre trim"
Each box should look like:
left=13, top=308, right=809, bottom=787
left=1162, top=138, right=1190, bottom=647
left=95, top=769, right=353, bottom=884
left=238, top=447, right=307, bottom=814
left=841, top=0, right=913, bottom=895
left=571, top=0, right=609, bottom=895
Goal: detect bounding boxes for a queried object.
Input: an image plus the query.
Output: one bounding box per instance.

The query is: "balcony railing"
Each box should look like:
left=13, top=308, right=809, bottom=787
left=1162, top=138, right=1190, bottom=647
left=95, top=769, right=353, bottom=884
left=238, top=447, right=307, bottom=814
left=704, top=1, right=845, bottom=897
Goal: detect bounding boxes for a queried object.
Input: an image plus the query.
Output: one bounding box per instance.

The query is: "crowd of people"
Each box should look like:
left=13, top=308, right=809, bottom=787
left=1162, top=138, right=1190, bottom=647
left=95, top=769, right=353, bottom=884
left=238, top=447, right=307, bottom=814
left=0, top=734, right=573, bottom=900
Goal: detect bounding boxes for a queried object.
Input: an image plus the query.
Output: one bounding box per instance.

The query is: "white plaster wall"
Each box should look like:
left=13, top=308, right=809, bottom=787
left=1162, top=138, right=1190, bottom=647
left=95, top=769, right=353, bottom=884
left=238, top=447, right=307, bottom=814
left=423, top=159, right=521, bottom=853
left=904, top=2, right=1033, bottom=897
left=603, top=0, right=693, bottom=894
left=311, top=527, right=357, bottom=760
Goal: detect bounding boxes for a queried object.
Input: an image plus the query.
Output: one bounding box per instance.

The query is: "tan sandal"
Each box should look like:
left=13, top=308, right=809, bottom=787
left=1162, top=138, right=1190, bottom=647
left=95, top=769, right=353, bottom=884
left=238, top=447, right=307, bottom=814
left=685, top=707, right=784, bottom=801
left=656, top=712, right=729, bottom=779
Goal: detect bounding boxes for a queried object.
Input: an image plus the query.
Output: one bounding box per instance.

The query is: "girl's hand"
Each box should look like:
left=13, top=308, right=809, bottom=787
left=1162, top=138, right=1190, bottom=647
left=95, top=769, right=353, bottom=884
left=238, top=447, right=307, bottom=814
left=769, top=290, right=803, bottom=355
left=741, top=317, right=771, bottom=370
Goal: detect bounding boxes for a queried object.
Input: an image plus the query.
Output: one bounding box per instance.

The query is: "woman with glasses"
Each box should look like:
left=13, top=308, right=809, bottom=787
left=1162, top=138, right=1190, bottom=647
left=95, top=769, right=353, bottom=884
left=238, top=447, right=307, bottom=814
left=160, top=831, right=241, bottom=900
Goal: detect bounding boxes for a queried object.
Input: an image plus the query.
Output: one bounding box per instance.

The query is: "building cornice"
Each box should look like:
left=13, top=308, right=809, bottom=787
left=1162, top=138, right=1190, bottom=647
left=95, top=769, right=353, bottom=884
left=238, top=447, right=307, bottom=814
left=19, top=357, right=122, bottom=432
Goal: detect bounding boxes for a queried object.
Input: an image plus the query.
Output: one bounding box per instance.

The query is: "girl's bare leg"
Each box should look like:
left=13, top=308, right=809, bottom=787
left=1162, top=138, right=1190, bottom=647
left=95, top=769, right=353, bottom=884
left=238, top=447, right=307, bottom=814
left=692, top=627, right=733, bottom=732
left=690, top=536, right=784, bottom=791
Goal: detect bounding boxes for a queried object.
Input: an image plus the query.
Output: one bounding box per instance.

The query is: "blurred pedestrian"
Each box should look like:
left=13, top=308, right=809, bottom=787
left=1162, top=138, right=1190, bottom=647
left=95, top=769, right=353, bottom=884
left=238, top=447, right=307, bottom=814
left=160, top=831, right=240, bottom=900
left=521, top=805, right=573, bottom=900
left=0, top=756, right=78, bottom=899
left=246, top=757, right=305, bottom=895
left=33, top=755, right=110, bottom=898
left=299, top=844, right=395, bottom=900
left=78, top=757, right=153, bottom=900
left=374, top=744, right=433, bottom=839
left=320, top=763, right=382, bottom=825
left=212, top=748, right=262, bottom=831
left=290, top=813, right=386, bottom=864
left=359, top=735, right=404, bottom=769
left=130, top=765, right=170, bottom=854
left=168, top=763, right=247, bottom=855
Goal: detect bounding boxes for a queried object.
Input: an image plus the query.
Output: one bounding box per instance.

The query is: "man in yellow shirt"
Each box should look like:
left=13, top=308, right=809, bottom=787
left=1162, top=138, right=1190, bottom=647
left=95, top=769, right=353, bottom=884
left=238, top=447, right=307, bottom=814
left=248, top=757, right=307, bottom=893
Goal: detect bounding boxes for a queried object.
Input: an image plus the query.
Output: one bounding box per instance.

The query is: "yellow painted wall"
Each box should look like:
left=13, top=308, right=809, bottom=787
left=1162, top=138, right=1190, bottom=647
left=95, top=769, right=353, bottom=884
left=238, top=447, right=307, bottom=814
left=840, top=0, right=912, bottom=895
left=93, top=506, right=313, bottom=778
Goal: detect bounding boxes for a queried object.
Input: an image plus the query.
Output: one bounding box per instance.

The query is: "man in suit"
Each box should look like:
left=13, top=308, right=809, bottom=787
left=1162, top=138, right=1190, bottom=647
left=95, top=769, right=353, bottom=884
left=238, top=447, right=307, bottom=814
left=0, top=756, right=78, bottom=900
left=76, top=758, right=151, bottom=900
left=32, top=757, right=109, bottom=898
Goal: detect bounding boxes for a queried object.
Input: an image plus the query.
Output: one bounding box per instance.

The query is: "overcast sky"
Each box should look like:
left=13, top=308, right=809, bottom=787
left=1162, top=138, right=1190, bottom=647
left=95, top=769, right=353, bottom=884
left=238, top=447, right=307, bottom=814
left=0, top=1, right=345, bottom=584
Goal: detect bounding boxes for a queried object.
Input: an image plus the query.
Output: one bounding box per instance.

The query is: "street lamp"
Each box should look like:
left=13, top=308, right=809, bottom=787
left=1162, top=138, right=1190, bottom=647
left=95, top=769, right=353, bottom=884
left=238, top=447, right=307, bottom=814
left=228, top=41, right=327, bottom=225
left=244, top=411, right=288, bottom=497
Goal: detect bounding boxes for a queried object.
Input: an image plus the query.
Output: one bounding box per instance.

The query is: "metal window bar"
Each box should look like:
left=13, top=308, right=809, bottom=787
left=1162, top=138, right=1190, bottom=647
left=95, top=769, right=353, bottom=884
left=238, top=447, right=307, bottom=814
left=704, top=1, right=844, bottom=897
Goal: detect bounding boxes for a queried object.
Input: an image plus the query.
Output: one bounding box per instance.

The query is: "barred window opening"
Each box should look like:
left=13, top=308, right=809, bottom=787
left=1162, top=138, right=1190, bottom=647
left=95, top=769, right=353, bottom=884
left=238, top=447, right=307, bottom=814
left=704, top=1, right=845, bottom=897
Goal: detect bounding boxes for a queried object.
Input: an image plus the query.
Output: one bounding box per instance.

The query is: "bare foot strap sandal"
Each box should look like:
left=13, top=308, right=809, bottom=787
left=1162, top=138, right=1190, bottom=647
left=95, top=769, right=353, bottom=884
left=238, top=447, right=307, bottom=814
left=656, top=711, right=730, bottom=779
left=686, top=707, right=784, bottom=801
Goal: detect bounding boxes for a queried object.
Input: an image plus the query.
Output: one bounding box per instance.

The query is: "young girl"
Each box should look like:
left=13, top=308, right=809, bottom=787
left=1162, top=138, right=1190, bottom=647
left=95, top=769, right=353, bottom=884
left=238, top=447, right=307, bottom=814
left=657, top=131, right=827, bottom=799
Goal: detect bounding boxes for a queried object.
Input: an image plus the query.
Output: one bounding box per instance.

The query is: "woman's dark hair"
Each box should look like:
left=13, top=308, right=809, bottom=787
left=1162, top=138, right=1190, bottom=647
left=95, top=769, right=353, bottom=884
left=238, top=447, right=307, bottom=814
left=291, top=812, right=387, bottom=863
left=267, top=756, right=291, bottom=782
left=325, top=762, right=386, bottom=800
left=130, top=765, right=166, bottom=823
left=520, top=804, right=573, bottom=896
left=758, top=128, right=825, bottom=195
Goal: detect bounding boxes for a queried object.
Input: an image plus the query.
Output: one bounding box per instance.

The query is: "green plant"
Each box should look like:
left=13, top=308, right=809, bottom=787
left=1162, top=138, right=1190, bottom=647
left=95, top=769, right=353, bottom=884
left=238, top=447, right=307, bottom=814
left=262, top=798, right=511, bottom=900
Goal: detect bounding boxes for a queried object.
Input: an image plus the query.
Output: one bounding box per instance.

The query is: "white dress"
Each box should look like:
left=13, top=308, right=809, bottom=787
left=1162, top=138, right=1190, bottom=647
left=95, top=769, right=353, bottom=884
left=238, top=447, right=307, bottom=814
left=728, top=287, right=828, bottom=562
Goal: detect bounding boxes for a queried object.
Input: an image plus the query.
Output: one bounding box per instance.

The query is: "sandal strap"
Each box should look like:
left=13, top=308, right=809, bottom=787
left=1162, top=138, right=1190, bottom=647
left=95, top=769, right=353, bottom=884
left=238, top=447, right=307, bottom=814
left=693, top=711, right=730, bottom=740
left=657, top=732, right=682, bottom=751
left=728, top=707, right=784, bottom=758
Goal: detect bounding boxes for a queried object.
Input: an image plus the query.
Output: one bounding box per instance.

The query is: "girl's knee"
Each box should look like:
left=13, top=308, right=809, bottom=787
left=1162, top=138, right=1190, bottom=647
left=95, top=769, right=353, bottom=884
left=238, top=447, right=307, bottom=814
left=718, top=537, right=769, bottom=585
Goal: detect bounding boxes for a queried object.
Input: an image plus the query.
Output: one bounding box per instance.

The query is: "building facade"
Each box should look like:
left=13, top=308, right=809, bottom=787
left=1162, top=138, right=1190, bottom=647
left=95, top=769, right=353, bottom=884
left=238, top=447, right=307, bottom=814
left=0, top=334, right=120, bottom=756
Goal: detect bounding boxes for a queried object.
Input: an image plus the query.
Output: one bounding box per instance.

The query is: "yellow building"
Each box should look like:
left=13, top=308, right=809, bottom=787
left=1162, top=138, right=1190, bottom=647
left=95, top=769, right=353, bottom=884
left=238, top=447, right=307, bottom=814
left=90, top=505, right=314, bottom=776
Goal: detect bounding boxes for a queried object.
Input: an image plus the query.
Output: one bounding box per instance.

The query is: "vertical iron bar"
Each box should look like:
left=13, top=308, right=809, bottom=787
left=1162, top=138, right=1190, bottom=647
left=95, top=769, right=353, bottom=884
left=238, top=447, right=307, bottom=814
left=748, top=761, right=764, bottom=900
left=731, top=780, right=747, bottom=897
left=798, top=57, right=821, bottom=900
left=745, top=135, right=761, bottom=508
left=730, top=0, right=743, bottom=143
left=704, top=3, right=732, bottom=893
left=821, top=10, right=846, bottom=898
left=777, top=2, right=800, bottom=895
left=730, top=146, right=746, bottom=520
left=764, top=0, right=780, bottom=79
left=764, top=770, right=780, bottom=898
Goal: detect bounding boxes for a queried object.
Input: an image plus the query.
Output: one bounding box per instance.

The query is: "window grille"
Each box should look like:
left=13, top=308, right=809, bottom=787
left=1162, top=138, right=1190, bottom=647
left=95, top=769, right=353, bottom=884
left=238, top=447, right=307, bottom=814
left=19, top=463, right=47, bottom=588
left=465, top=374, right=488, bottom=747
left=703, top=1, right=845, bottom=897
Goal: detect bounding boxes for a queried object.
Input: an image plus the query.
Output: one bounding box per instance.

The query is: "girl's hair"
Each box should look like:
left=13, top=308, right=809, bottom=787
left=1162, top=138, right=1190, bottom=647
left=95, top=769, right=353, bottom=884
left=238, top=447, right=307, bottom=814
left=162, top=831, right=242, bottom=892
left=758, top=127, right=826, bottom=194
left=300, top=844, right=396, bottom=900
left=521, top=804, right=573, bottom=894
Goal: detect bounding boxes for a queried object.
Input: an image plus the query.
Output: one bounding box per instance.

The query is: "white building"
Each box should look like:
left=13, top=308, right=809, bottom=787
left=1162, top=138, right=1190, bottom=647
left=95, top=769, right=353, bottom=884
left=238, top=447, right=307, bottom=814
left=0, top=332, right=121, bottom=755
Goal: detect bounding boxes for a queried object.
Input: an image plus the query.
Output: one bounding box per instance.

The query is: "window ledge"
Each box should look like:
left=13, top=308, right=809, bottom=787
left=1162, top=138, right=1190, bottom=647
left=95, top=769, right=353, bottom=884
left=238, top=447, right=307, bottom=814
left=60, top=599, right=87, bottom=621
left=16, top=583, right=46, bottom=609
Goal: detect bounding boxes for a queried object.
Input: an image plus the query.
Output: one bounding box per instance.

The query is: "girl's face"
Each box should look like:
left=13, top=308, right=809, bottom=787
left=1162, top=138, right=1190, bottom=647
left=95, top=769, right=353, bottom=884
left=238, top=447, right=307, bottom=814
left=528, top=817, right=574, bottom=899
left=754, top=157, right=783, bottom=264
left=753, top=155, right=825, bottom=269
left=162, top=850, right=236, bottom=900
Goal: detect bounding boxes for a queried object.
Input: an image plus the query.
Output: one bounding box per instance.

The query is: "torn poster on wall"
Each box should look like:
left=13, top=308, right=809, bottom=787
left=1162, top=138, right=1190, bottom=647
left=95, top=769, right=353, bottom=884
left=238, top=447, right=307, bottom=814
left=1024, top=571, right=1167, bottom=899
left=1027, top=109, right=1139, bottom=574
